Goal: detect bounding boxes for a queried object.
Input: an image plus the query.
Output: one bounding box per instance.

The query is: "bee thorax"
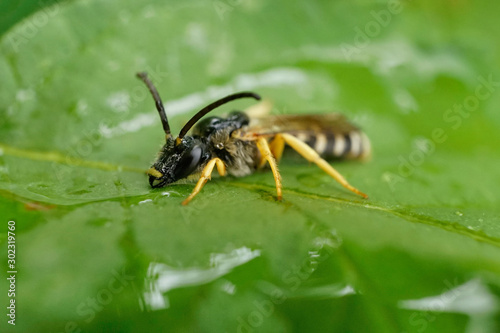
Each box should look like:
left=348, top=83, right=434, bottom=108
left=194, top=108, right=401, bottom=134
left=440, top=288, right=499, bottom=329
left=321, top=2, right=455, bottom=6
left=209, top=128, right=259, bottom=177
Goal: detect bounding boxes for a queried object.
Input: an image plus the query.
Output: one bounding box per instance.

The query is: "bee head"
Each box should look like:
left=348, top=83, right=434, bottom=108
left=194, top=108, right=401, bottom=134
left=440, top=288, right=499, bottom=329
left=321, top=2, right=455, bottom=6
left=136, top=71, right=260, bottom=189
left=147, top=136, right=210, bottom=188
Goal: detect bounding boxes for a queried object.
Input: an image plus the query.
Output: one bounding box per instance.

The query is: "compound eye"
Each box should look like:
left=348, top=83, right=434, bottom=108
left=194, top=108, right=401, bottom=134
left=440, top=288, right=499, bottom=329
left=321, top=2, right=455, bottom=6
left=173, top=145, right=203, bottom=179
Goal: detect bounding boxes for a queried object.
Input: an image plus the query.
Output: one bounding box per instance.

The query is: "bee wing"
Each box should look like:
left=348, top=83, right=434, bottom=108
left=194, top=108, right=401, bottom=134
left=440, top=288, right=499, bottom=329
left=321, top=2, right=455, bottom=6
left=237, top=113, right=360, bottom=139
left=244, top=99, right=274, bottom=118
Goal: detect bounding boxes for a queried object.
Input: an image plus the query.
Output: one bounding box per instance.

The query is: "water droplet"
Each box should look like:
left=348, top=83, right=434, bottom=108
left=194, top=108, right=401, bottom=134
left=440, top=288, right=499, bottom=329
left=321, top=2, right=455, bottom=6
left=455, top=211, right=463, bottom=217
left=162, top=191, right=181, bottom=197
left=221, top=281, right=236, bottom=295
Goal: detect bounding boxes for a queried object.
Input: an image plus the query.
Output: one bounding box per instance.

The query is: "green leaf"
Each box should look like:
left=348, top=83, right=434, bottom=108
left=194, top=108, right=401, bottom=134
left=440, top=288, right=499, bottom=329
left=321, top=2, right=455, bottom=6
left=0, top=0, right=72, bottom=39
left=1, top=0, right=500, bottom=332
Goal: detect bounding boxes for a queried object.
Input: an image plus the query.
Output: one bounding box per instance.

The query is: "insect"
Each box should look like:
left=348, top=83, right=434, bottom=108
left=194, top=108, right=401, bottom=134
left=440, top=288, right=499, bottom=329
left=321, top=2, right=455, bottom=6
left=137, top=72, right=370, bottom=205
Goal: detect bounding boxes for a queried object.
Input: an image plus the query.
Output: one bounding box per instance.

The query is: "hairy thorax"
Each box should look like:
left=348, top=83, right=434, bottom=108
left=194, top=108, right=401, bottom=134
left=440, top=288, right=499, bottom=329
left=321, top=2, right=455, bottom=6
left=208, top=127, right=260, bottom=177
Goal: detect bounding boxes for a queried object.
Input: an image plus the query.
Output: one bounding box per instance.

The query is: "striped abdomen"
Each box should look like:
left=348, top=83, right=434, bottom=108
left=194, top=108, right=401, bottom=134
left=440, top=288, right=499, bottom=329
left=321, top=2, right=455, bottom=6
left=292, top=130, right=371, bottom=160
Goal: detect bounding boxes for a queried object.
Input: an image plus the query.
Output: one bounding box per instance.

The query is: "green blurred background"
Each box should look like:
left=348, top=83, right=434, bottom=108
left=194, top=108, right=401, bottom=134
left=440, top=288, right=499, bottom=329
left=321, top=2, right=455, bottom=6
left=1, top=0, right=500, bottom=332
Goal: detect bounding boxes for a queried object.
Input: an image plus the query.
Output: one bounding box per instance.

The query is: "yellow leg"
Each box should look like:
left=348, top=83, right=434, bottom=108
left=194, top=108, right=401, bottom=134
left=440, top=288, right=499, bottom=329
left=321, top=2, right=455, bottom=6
left=256, top=137, right=283, bottom=200
left=280, top=133, right=368, bottom=199
left=182, top=158, right=225, bottom=205
left=257, top=134, right=285, bottom=168
left=215, top=158, right=226, bottom=176
left=269, top=135, right=286, bottom=162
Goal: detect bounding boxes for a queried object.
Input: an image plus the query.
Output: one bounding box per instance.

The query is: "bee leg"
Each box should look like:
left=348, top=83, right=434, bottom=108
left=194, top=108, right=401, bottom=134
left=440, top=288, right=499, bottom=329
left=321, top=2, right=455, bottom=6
left=182, top=158, right=225, bottom=205
left=215, top=158, right=226, bottom=176
left=258, top=136, right=284, bottom=168
left=256, top=137, right=283, bottom=200
left=258, top=134, right=285, bottom=168
left=279, top=133, right=368, bottom=199
left=269, top=134, right=286, bottom=162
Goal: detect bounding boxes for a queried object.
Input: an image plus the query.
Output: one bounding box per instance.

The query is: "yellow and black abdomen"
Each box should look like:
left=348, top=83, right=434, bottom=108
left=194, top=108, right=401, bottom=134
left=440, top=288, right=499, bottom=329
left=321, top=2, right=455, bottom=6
left=291, top=130, right=371, bottom=160
left=246, top=113, right=371, bottom=161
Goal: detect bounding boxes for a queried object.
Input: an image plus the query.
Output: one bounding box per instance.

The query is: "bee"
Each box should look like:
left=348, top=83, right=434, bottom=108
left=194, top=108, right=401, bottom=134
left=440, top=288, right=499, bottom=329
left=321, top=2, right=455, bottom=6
left=137, top=72, right=370, bottom=205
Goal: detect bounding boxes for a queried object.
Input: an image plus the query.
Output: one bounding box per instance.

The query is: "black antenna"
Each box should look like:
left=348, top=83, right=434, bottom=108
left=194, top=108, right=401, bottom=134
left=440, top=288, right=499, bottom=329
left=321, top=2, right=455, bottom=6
left=177, top=92, right=261, bottom=140
left=136, top=72, right=171, bottom=137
